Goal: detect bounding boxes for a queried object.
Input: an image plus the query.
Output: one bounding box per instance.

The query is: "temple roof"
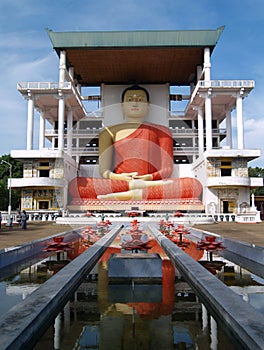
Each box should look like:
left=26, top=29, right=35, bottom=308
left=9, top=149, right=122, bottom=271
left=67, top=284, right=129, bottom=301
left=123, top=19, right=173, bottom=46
left=47, top=27, right=224, bottom=86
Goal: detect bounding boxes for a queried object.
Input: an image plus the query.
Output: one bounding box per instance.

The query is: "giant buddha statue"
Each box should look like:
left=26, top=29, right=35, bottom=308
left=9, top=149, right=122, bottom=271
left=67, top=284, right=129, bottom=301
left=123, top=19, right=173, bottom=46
left=69, top=85, right=202, bottom=202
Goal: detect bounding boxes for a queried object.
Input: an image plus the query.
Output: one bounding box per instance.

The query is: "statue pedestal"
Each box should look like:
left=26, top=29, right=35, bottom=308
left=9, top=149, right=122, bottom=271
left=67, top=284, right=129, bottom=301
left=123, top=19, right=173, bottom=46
left=108, top=253, right=162, bottom=283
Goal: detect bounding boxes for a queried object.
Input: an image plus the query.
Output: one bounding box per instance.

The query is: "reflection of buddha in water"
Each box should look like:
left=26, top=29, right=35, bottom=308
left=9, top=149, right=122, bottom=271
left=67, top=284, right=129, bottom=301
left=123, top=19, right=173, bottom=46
left=69, top=85, right=202, bottom=201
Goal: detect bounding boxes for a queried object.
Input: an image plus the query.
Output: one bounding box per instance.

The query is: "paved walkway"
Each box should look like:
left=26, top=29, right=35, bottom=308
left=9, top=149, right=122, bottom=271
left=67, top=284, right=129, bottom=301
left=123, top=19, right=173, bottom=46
left=0, top=221, right=263, bottom=250
left=194, top=221, right=264, bottom=247
left=0, top=222, right=77, bottom=249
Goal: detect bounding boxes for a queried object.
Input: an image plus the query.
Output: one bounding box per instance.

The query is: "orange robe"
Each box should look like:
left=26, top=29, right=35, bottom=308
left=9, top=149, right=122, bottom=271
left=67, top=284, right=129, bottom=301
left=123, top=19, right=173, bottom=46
left=113, top=123, right=173, bottom=180
left=69, top=123, right=202, bottom=200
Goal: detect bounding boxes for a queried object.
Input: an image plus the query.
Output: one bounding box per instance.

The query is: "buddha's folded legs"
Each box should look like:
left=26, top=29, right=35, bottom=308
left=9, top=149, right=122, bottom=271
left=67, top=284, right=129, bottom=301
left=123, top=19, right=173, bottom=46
left=69, top=177, right=202, bottom=201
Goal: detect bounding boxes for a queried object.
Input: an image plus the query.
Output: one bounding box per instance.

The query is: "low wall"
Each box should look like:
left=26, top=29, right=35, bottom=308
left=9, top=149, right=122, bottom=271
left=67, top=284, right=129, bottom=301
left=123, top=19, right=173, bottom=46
left=0, top=228, right=83, bottom=270
left=190, top=227, right=264, bottom=266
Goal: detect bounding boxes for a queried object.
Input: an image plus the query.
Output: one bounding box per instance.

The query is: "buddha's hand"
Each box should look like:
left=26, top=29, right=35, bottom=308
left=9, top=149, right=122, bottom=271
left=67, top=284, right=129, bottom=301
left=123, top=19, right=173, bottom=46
left=132, top=174, right=153, bottom=181
left=129, top=179, right=173, bottom=190
left=109, top=172, right=138, bottom=181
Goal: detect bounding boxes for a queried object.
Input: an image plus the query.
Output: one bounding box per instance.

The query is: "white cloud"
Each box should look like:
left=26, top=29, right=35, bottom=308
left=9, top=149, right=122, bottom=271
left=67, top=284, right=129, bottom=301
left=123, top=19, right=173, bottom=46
left=0, top=49, right=57, bottom=155
left=0, top=0, right=263, bottom=169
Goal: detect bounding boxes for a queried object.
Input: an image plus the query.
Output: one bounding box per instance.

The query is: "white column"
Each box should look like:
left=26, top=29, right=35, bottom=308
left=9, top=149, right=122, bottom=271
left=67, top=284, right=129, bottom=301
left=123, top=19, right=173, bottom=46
left=54, top=313, right=61, bottom=350
left=251, top=193, right=257, bottom=211
left=202, top=304, right=208, bottom=331
left=52, top=122, right=56, bottom=150
left=27, top=93, right=34, bottom=150
left=64, top=302, right=71, bottom=332
left=204, top=47, right=211, bottom=83
left=226, top=111, right=232, bottom=148
left=236, top=89, right=244, bottom=149
left=58, top=92, right=65, bottom=151
left=76, top=121, right=80, bottom=164
left=197, top=107, right=204, bottom=156
left=210, top=316, right=218, bottom=350
left=59, top=50, right=66, bottom=84
left=39, top=111, right=45, bottom=150
left=67, top=109, right=73, bottom=156
left=205, top=90, right=212, bottom=150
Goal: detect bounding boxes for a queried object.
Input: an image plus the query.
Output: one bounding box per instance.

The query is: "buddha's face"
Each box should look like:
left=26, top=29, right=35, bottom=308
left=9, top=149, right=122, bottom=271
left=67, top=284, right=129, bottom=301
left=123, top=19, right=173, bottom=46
left=122, top=89, right=149, bottom=119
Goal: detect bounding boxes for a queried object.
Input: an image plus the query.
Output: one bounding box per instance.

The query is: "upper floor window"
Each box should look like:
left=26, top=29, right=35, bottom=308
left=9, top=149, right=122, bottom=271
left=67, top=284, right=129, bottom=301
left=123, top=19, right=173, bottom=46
left=39, top=161, right=50, bottom=177
left=221, top=160, right=232, bottom=176
left=39, top=169, right=50, bottom=177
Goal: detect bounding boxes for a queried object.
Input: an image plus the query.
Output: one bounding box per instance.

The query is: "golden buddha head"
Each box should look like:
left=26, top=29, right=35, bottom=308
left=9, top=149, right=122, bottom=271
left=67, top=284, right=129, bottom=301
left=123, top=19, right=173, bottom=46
left=122, top=85, right=149, bottom=119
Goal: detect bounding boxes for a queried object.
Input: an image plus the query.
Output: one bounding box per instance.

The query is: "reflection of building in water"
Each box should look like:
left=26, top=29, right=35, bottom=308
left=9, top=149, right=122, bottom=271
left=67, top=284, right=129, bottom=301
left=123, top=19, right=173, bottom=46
left=35, top=260, right=237, bottom=349
left=2, top=244, right=261, bottom=348
left=9, top=28, right=263, bottom=217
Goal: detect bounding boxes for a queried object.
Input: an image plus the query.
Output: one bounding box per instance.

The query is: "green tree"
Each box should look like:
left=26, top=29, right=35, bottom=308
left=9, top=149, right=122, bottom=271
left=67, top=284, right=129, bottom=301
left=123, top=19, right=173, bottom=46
left=0, top=154, right=23, bottom=211
left=248, top=166, right=264, bottom=195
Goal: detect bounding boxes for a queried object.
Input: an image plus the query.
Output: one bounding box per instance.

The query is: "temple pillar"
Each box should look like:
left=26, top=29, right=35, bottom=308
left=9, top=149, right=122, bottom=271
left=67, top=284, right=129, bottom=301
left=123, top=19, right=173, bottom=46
left=75, top=121, right=80, bottom=164
left=59, top=50, right=66, bottom=84
left=58, top=92, right=65, bottom=151
left=197, top=107, right=204, bottom=156
left=27, top=92, right=34, bottom=150
left=205, top=89, right=212, bottom=150
left=67, top=109, right=73, bottom=156
left=52, top=122, right=56, bottom=150
left=39, top=111, right=45, bottom=150
left=236, top=89, right=244, bottom=149
left=204, top=47, right=211, bottom=83
left=226, top=110, right=232, bottom=148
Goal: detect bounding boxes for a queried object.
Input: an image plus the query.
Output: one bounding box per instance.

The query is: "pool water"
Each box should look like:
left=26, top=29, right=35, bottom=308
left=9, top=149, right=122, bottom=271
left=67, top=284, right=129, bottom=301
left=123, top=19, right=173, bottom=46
left=1, top=237, right=263, bottom=350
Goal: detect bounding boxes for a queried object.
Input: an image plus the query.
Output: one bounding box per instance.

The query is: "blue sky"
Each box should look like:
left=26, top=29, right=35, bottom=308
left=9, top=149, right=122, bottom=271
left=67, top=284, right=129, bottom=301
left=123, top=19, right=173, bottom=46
left=0, top=0, right=264, bottom=166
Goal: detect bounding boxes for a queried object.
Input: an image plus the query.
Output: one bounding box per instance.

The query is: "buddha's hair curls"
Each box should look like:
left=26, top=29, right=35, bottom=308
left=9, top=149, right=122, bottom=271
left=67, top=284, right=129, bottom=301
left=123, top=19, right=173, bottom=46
left=121, top=85, right=150, bottom=102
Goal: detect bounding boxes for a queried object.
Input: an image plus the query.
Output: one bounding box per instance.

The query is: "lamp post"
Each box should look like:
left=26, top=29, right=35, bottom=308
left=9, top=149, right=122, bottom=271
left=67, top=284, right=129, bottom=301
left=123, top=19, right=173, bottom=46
left=0, top=160, right=12, bottom=225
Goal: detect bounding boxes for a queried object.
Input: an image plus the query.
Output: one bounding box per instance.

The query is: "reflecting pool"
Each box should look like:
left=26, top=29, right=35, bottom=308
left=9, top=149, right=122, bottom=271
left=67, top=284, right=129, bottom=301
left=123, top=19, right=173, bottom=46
left=0, top=233, right=263, bottom=350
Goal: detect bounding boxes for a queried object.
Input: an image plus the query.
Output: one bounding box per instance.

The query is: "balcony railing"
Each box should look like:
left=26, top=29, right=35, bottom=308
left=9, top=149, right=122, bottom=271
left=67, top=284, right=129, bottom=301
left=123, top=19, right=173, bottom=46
left=45, top=129, right=102, bottom=136
left=45, top=129, right=58, bottom=136
left=17, top=81, right=87, bottom=116
left=207, top=176, right=264, bottom=188
left=207, top=176, right=251, bottom=187
left=190, top=79, right=255, bottom=106
left=199, top=80, right=255, bottom=89
left=72, top=147, right=99, bottom=152
left=169, top=127, right=198, bottom=134
left=173, top=147, right=198, bottom=153
left=212, top=128, right=226, bottom=135
left=10, top=177, right=66, bottom=188
left=17, top=82, right=72, bottom=90
left=72, top=129, right=101, bottom=135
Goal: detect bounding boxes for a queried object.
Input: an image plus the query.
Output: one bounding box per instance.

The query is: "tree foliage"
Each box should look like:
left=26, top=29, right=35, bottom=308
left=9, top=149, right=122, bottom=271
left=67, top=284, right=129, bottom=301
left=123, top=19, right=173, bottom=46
left=248, top=166, right=264, bottom=195
left=0, top=154, right=23, bottom=211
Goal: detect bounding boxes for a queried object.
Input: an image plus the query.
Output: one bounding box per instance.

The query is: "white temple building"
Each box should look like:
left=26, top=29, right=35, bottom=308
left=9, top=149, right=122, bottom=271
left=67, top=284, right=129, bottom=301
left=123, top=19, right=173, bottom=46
left=10, top=27, right=263, bottom=221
